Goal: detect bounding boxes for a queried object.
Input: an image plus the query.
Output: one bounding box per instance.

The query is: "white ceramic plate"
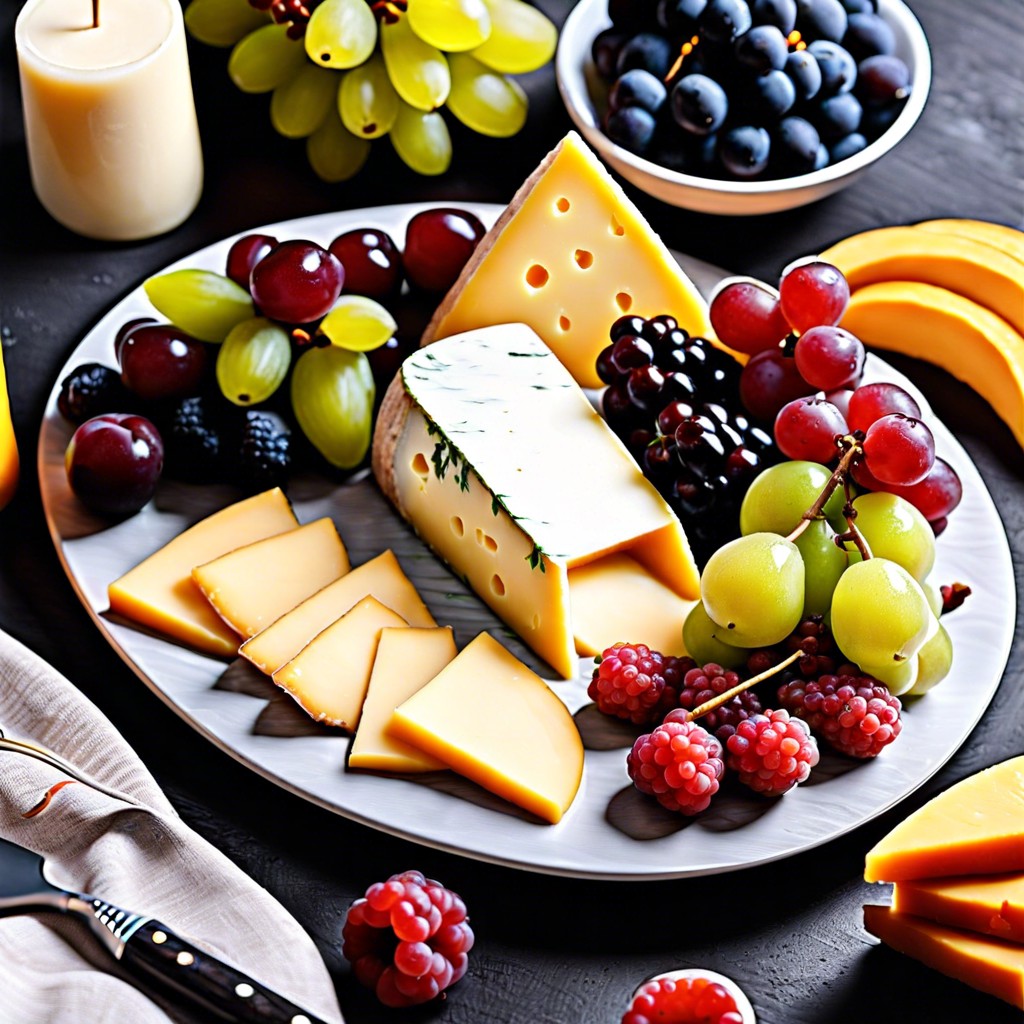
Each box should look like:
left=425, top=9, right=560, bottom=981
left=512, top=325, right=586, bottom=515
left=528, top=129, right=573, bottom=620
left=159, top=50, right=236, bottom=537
left=38, top=204, right=1015, bottom=879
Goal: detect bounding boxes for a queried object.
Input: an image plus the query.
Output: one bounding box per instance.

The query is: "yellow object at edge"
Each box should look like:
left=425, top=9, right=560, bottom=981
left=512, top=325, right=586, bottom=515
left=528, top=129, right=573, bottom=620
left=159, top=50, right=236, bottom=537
left=0, top=345, right=19, bottom=510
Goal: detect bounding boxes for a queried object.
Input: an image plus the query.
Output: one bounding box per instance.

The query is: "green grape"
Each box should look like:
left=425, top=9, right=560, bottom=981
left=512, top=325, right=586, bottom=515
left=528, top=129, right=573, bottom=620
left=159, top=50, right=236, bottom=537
left=216, top=317, right=291, bottom=406
left=291, top=345, right=374, bottom=468
left=407, top=0, right=491, bottom=52
left=318, top=295, right=397, bottom=352
left=390, top=102, right=452, bottom=176
left=831, top=558, right=934, bottom=670
left=740, top=461, right=846, bottom=538
left=682, top=601, right=748, bottom=669
left=144, top=270, right=254, bottom=343
left=306, top=109, right=371, bottom=182
left=228, top=23, right=306, bottom=93
left=908, top=620, right=953, bottom=696
left=380, top=16, right=451, bottom=111
left=920, top=574, right=944, bottom=617
left=339, top=55, right=400, bottom=140
left=794, top=517, right=847, bottom=616
left=850, top=491, right=936, bottom=582
left=185, top=0, right=267, bottom=48
left=470, top=0, right=557, bottom=73
left=860, top=654, right=919, bottom=697
left=446, top=53, right=527, bottom=137
left=304, top=0, right=377, bottom=69
left=701, top=533, right=805, bottom=648
left=270, top=63, right=337, bottom=138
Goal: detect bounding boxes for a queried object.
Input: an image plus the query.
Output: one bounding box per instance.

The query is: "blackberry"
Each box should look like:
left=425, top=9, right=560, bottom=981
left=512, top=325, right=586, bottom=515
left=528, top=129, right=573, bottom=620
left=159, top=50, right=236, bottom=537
left=164, top=395, right=225, bottom=483
left=235, top=409, right=292, bottom=493
left=57, top=363, right=133, bottom=424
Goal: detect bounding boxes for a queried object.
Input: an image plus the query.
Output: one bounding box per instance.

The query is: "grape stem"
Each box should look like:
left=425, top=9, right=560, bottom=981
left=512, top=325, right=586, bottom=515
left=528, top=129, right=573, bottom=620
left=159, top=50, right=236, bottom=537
left=685, top=649, right=803, bottom=723
left=92, top=0, right=99, bottom=28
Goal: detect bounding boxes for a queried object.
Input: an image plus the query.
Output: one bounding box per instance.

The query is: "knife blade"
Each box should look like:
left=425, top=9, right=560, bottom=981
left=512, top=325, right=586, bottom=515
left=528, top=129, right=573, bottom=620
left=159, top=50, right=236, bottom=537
left=0, top=835, right=329, bottom=1024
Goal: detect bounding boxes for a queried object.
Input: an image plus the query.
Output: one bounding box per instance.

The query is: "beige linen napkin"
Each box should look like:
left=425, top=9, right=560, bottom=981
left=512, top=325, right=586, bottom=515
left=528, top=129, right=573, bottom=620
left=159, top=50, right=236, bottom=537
left=0, top=628, right=344, bottom=1024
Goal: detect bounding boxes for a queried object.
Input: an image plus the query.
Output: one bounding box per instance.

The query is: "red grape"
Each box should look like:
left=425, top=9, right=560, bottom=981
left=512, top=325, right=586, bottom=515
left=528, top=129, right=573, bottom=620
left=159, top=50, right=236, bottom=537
left=249, top=240, right=344, bottom=323
left=709, top=279, right=790, bottom=354
left=114, top=317, right=157, bottom=364
left=793, top=325, right=865, bottom=390
left=779, top=260, right=850, bottom=333
left=226, top=233, right=278, bottom=290
left=611, top=333, right=655, bottom=373
left=846, top=381, right=921, bottom=433
left=861, top=413, right=935, bottom=485
left=403, top=208, right=485, bottom=293
left=774, top=396, right=848, bottom=463
left=329, top=228, right=403, bottom=301
left=119, top=324, right=208, bottom=401
left=738, top=347, right=814, bottom=420
left=884, top=457, right=963, bottom=521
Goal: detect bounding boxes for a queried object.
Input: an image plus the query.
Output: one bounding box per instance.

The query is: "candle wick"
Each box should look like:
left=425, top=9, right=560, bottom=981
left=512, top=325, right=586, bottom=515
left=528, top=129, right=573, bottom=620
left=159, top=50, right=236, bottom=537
left=92, top=0, right=99, bottom=28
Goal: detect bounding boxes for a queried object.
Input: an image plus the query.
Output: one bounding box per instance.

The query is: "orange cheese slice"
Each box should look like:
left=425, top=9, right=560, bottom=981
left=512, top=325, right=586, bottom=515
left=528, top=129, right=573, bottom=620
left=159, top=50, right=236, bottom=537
left=107, top=488, right=297, bottom=657
left=272, top=595, right=406, bottom=729
left=864, top=757, right=1024, bottom=882
left=389, top=631, right=584, bottom=824
left=894, top=874, right=1024, bottom=944
left=349, top=626, right=455, bottom=773
left=864, top=905, right=1024, bottom=1010
left=192, top=517, right=350, bottom=640
left=239, top=549, right=434, bottom=676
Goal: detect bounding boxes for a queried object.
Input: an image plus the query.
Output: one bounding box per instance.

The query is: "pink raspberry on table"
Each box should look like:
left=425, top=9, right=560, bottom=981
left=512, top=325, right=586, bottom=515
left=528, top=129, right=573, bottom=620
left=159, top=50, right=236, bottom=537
left=725, top=708, right=819, bottom=796
left=623, top=974, right=745, bottom=1023
left=627, top=719, right=725, bottom=814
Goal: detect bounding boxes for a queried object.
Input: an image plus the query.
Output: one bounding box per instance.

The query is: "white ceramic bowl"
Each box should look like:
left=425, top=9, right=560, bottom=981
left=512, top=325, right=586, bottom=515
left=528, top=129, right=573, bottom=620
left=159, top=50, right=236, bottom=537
left=556, top=0, right=932, bottom=215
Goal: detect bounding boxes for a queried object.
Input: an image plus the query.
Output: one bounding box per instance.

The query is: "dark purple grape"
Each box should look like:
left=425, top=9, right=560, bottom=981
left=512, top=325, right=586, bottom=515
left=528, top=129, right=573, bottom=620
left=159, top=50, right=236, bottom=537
left=611, top=334, right=655, bottom=373
left=643, top=437, right=677, bottom=478
left=226, top=234, right=277, bottom=291
left=795, top=0, right=848, bottom=42
left=752, top=0, right=796, bottom=32
left=675, top=415, right=726, bottom=466
left=664, top=370, right=699, bottom=402
left=627, top=365, right=667, bottom=409
left=673, top=469, right=717, bottom=516
left=615, top=32, right=675, bottom=78
left=366, top=334, right=414, bottom=394
left=114, top=317, right=158, bottom=364
left=720, top=125, right=771, bottom=176
left=700, top=0, right=753, bottom=43
left=785, top=49, right=822, bottom=100
left=596, top=344, right=623, bottom=384
left=671, top=73, right=729, bottom=134
left=610, top=315, right=649, bottom=341
left=250, top=240, right=344, bottom=323
left=856, top=54, right=911, bottom=106
left=119, top=324, right=208, bottom=401
left=829, top=131, right=867, bottom=161
left=749, top=69, right=796, bottom=120
left=658, top=400, right=696, bottom=435
left=773, top=115, right=821, bottom=173
left=861, top=99, right=903, bottom=138
left=609, top=68, right=668, bottom=114
left=657, top=0, right=707, bottom=37
left=609, top=0, right=661, bottom=29
left=815, top=91, right=863, bottom=140
left=602, top=383, right=639, bottom=427
left=808, top=40, right=857, bottom=94
left=328, top=228, right=403, bottom=301
left=842, top=11, right=895, bottom=60
left=605, top=106, right=658, bottom=153
left=592, top=28, right=629, bottom=80
left=404, top=208, right=486, bottom=293
left=840, top=0, right=876, bottom=12
left=734, top=24, right=789, bottom=72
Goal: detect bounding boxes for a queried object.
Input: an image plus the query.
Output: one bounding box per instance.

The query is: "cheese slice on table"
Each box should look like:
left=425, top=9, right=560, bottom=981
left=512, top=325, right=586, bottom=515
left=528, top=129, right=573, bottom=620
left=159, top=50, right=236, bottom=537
left=893, top=874, right=1024, bottom=943
left=864, top=905, right=1024, bottom=1010
left=240, top=549, right=435, bottom=676
left=372, top=325, right=699, bottom=679
left=272, top=596, right=406, bottom=729
left=349, top=626, right=455, bottom=773
left=388, top=631, right=584, bottom=824
left=192, top=517, right=350, bottom=641
left=421, top=131, right=711, bottom=388
left=107, top=488, right=297, bottom=657
left=864, top=756, right=1024, bottom=882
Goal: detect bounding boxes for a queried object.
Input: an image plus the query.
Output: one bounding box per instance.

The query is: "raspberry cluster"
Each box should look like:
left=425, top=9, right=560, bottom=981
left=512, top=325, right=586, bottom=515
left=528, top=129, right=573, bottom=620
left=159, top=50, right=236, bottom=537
left=588, top=643, right=696, bottom=724
left=623, top=974, right=745, bottom=1024
left=725, top=709, right=819, bottom=795
left=627, top=718, right=725, bottom=815
left=672, top=663, right=763, bottom=743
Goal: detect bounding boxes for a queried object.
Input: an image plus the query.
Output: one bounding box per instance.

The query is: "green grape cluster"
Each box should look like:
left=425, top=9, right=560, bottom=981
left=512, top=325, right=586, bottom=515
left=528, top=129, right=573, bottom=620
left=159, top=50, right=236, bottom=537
left=184, top=0, right=557, bottom=180
left=685, top=459, right=954, bottom=699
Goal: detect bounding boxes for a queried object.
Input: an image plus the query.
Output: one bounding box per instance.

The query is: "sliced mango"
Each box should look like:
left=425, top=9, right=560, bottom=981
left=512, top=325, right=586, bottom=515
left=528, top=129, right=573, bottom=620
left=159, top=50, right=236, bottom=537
left=821, top=225, right=1024, bottom=335
left=840, top=281, right=1024, bottom=448
left=914, top=218, right=1024, bottom=265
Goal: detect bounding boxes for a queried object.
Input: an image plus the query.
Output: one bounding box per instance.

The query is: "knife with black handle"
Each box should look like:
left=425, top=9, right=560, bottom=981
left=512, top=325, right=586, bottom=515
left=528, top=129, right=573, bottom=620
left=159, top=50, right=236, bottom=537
left=0, top=834, right=329, bottom=1023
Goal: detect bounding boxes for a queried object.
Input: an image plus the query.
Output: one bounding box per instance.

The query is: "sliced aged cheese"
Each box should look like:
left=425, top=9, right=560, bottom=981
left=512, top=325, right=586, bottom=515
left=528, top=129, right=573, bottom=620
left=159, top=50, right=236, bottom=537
left=388, top=631, right=584, bottom=824
left=894, top=874, right=1024, bottom=943
left=372, top=324, right=699, bottom=678
left=272, top=596, right=407, bottom=729
left=349, top=626, right=455, bottom=773
left=107, top=488, right=297, bottom=657
left=240, top=550, right=434, bottom=675
left=864, top=756, right=1024, bottom=883
left=421, top=131, right=711, bottom=388
left=864, top=905, right=1024, bottom=1010
left=192, top=517, right=350, bottom=640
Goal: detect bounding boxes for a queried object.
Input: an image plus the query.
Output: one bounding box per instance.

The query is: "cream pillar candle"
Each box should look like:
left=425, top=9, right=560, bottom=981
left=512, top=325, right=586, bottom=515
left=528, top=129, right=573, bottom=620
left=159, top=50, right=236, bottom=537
left=16, top=0, right=203, bottom=241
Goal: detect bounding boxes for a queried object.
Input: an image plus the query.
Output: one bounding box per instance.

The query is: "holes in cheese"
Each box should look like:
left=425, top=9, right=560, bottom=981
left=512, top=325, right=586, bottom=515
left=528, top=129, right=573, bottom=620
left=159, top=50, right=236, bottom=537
left=555, top=197, right=570, bottom=213
left=558, top=315, right=571, bottom=332
left=526, top=264, right=549, bottom=288
left=388, top=631, right=584, bottom=824
left=349, top=626, right=456, bottom=773
left=893, top=874, right=1024, bottom=944
left=272, top=595, right=407, bottom=729
left=239, top=549, right=435, bottom=676
left=615, top=291, right=633, bottom=312
left=107, top=488, right=298, bottom=657
left=192, top=517, right=350, bottom=641
left=574, top=249, right=593, bottom=269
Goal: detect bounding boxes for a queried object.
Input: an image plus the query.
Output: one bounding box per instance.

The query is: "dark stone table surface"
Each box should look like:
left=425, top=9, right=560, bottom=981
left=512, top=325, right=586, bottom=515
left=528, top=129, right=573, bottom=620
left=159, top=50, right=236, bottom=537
left=1, top=1, right=1021, bottom=1021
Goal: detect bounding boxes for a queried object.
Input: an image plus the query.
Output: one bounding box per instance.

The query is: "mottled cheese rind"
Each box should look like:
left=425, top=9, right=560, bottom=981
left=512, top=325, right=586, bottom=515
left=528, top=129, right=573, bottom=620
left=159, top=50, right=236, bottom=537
left=893, top=874, right=1024, bottom=943
left=422, top=131, right=711, bottom=388
left=864, top=756, right=1024, bottom=882
left=864, top=905, right=1024, bottom=1010
left=272, top=596, right=407, bottom=729
left=388, top=631, right=584, bottom=824
left=239, top=550, right=435, bottom=675
left=192, top=517, right=350, bottom=640
left=349, top=626, right=455, bottom=773
left=107, top=488, right=298, bottom=657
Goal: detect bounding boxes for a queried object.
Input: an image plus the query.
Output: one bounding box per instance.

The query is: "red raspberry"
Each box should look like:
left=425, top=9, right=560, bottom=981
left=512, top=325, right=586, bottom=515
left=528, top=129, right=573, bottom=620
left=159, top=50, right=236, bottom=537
left=623, top=975, right=744, bottom=1024
left=341, top=869, right=473, bottom=1007
left=589, top=643, right=669, bottom=725
left=776, top=674, right=903, bottom=758
left=671, top=663, right=762, bottom=743
left=627, top=719, right=725, bottom=814
left=725, top=709, right=819, bottom=796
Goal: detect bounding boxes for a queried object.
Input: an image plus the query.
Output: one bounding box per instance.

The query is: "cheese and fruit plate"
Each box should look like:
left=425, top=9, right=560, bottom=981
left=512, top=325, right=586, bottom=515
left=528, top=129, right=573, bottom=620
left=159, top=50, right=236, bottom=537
left=38, top=133, right=1016, bottom=879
